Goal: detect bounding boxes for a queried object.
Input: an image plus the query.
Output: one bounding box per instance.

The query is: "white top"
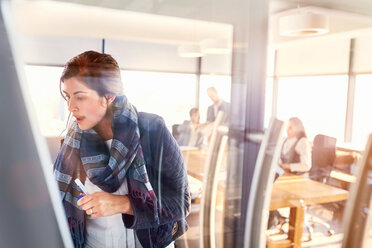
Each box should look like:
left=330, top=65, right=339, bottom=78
left=280, top=137, right=312, bottom=172
left=188, top=123, right=200, bottom=147
left=213, top=99, right=223, bottom=118
left=84, top=139, right=142, bottom=248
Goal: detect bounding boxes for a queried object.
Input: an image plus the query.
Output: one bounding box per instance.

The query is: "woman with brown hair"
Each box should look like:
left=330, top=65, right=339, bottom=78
left=53, top=51, right=190, bottom=248
left=278, top=117, right=312, bottom=174
left=269, top=117, right=312, bottom=229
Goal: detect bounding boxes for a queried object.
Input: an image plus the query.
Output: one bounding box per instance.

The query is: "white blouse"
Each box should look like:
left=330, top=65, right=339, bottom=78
left=280, top=136, right=312, bottom=173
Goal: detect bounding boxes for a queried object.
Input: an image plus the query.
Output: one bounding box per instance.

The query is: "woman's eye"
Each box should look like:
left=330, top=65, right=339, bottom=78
left=64, top=95, right=70, bottom=101
left=76, top=96, right=85, bottom=101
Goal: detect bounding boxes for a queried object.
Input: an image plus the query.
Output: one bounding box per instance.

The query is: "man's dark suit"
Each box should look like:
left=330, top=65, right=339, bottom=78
left=206, top=100, right=230, bottom=123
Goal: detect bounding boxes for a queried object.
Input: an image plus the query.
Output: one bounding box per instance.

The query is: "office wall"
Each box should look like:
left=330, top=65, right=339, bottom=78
left=201, top=53, right=232, bottom=75
left=19, top=34, right=102, bottom=65
left=353, top=34, right=372, bottom=73
left=18, top=34, right=232, bottom=75
left=276, top=38, right=350, bottom=76
left=274, top=32, right=372, bottom=76
left=105, top=39, right=196, bottom=73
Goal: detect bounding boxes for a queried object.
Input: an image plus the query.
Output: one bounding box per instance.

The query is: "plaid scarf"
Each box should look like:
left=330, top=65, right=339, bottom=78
left=54, top=95, right=158, bottom=247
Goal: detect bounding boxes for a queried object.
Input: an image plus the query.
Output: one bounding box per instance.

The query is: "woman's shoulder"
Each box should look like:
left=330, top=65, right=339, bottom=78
left=138, top=112, right=167, bottom=132
left=298, top=136, right=309, bottom=142
left=296, top=136, right=311, bottom=149
left=138, top=112, right=164, bottom=123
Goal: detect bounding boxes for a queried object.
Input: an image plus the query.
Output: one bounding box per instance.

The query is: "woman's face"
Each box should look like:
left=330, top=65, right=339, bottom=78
left=62, top=77, right=108, bottom=130
left=287, top=120, right=298, bottom=138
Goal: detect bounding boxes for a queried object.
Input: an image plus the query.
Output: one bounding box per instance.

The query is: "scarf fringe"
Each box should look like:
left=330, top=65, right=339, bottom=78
left=68, top=217, right=85, bottom=248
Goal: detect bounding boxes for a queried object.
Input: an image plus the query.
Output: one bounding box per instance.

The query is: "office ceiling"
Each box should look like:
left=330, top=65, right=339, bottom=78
left=11, top=0, right=372, bottom=46
left=11, top=0, right=233, bottom=45
left=54, top=0, right=372, bottom=39
left=55, top=0, right=372, bottom=20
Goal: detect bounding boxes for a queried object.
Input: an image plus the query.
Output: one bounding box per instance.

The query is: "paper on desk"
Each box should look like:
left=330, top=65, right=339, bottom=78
left=275, top=165, right=285, bottom=177
left=180, top=146, right=199, bottom=151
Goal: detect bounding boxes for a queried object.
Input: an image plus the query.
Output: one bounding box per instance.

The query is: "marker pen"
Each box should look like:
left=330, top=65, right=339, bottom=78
left=75, top=178, right=89, bottom=200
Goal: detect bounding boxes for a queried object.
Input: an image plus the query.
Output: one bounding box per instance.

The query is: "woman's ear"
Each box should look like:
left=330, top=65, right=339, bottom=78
left=105, top=95, right=116, bottom=104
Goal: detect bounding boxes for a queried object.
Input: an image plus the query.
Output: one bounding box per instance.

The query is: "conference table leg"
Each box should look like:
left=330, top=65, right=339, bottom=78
left=288, top=205, right=305, bottom=248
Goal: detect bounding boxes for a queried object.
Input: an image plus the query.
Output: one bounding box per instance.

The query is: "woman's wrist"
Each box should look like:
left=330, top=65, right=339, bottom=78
left=117, top=195, right=134, bottom=215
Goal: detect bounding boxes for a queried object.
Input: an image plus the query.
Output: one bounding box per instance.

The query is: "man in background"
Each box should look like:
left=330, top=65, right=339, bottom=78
left=206, top=86, right=230, bottom=123
left=177, top=108, right=207, bottom=147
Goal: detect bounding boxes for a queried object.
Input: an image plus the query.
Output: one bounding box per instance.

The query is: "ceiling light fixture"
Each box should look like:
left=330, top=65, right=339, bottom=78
left=279, top=12, right=330, bottom=37
left=200, top=39, right=231, bottom=54
left=177, top=44, right=204, bottom=58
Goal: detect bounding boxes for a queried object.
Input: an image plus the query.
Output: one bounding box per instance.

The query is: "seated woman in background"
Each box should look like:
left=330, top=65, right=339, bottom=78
left=176, top=107, right=207, bottom=148
left=54, top=51, right=190, bottom=248
left=278, top=117, right=312, bottom=175
left=269, top=117, right=312, bottom=229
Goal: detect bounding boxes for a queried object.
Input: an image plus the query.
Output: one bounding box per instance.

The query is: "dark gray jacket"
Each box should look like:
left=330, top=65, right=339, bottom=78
left=207, top=100, right=230, bottom=123
left=125, top=112, right=190, bottom=247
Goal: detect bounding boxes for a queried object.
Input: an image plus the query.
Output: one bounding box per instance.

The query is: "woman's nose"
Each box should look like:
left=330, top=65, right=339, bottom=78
left=67, top=100, right=78, bottom=112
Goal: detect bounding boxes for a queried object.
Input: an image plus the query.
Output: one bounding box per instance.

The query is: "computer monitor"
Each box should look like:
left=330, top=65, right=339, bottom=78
left=0, top=2, right=72, bottom=247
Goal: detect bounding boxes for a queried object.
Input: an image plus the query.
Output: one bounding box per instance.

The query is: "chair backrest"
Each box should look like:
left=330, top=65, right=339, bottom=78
left=172, top=124, right=180, bottom=140
left=310, top=134, right=337, bottom=182
left=199, top=111, right=228, bottom=248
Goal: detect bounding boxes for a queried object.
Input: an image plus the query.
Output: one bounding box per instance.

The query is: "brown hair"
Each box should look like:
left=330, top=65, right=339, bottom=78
left=289, top=117, right=307, bottom=138
left=60, top=50, right=123, bottom=98
left=189, top=107, right=199, bottom=117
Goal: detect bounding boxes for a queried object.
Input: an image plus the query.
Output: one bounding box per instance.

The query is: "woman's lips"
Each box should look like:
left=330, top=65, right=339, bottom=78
left=75, top=116, right=85, bottom=123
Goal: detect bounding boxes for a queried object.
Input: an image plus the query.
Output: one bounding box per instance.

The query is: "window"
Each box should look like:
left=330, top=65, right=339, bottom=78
left=24, top=65, right=67, bottom=136
left=277, top=76, right=348, bottom=141
left=122, top=70, right=197, bottom=129
left=24, top=66, right=203, bottom=134
left=353, top=75, right=372, bottom=147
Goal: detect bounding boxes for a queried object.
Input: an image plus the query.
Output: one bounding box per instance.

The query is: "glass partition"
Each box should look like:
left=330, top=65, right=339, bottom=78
left=7, top=0, right=372, bottom=248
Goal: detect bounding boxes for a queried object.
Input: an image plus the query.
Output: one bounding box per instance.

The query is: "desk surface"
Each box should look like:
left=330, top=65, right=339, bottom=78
left=182, top=150, right=349, bottom=248
left=269, top=173, right=349, bottom=248
left=270, top=173, right=349, bottom=210
left=181, top=150, right=349, bottom=209
left=182, top=149, right=208, bottom=181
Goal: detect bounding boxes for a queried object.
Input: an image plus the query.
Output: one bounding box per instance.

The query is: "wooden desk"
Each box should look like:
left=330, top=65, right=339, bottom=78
left=181, top=150, right=349, bottom=248
left=269, top=173, right=349, bottom=248
left=181, top=149, right=208, bottom=181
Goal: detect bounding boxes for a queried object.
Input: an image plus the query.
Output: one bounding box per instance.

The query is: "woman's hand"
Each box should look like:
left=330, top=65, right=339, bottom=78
left=279, top=163, right=291, bottom=170
left=77, top=192, right=133, bottom=218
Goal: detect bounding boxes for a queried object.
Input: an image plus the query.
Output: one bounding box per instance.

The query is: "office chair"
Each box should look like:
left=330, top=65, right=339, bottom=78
left=200, top=111, right=228, bottom=248
left=276, top=134, right=337, bottom=240
left=304, top=134, right=337, bottom=241
left=309, top=134, right=337, bottom=183
left=172, top=124, right=180, bottom=140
